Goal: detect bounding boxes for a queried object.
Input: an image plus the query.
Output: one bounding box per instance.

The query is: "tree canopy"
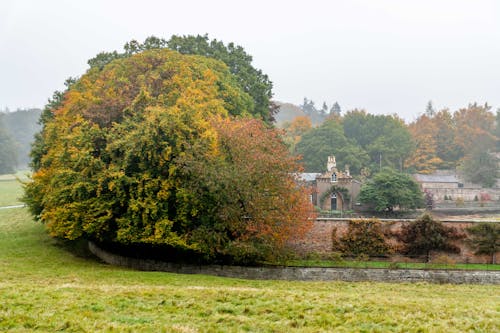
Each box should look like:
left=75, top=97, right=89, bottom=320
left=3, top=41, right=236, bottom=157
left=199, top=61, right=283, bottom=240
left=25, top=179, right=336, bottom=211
left=24, top=48, right=312, bottom=264
left=295, top=110, right=412, bottom=175
left=295, top=119, right=369, bottom=174
left=406, top=103, right=498, bottom=175
left=87, top=35, right=276, bottom=124
left=358, top=168, right=424, bottom=212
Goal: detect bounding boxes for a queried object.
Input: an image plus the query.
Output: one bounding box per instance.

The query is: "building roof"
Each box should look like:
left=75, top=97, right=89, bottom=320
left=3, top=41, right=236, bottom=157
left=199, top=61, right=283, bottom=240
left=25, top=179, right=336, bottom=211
left=297, top=173, right=321, bottom=182
left=414, top=174, right=459, bottom=183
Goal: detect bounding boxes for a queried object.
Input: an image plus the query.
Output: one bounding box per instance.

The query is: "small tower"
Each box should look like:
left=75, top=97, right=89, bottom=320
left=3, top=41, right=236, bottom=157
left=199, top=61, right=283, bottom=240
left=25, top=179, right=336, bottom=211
left=327, top=155, right=337, bottom=172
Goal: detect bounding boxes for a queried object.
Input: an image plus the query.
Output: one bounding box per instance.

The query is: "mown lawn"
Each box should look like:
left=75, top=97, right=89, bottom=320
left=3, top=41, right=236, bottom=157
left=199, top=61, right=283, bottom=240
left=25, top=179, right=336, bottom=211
left=0, top=179, right=24, bottom=207
left=0, top=181, right=499, bottom=332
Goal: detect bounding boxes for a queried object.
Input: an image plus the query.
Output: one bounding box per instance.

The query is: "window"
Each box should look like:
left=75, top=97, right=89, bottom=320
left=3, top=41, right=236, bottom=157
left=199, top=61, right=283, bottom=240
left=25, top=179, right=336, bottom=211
left=331, top=173, right=337, bottom=182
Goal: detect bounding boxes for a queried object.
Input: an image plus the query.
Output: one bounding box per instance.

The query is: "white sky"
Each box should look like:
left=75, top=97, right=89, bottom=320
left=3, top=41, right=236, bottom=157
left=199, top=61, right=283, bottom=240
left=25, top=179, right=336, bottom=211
left=1, top=0, right=499, bottom=122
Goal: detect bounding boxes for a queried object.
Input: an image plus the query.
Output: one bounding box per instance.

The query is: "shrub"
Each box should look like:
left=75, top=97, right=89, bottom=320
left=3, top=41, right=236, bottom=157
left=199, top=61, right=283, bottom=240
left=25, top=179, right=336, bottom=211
left=466, top=223, right=500, bottom=264
left=332, top=218, right=392, bottom=257
left=398, top=214, right=464, bottom=262
left=430, top=254, right=456, bottom=266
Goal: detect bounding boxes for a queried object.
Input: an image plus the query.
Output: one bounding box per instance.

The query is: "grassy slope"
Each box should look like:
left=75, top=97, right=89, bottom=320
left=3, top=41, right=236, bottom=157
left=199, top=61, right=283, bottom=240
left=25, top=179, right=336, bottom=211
left=0, top=182, right=499, bottom=332
left=0, top=179, right=24, bottom=207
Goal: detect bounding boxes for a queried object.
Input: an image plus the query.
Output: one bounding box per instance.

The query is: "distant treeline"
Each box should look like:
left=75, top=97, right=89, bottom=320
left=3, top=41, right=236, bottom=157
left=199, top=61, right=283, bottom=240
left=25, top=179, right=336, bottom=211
left=279, top=100, right=499, bottom=187
left=0, top=108, right=41, bottom=173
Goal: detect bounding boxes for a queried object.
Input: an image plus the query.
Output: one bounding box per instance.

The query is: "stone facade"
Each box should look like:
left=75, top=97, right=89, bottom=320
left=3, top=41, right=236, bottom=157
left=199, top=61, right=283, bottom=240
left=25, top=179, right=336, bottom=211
left=414, top=170, right=500, bottom=204
left=302, top=156, right=361, bottom=211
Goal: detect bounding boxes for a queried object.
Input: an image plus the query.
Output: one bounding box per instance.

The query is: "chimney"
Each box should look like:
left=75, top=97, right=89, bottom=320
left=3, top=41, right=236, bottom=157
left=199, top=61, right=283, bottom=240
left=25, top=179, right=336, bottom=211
left=327, top=155, right=336, bottom=172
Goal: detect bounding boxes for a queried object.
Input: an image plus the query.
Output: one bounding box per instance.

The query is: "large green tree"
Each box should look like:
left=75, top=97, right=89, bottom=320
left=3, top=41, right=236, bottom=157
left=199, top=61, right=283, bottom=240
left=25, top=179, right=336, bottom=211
left=87, top=35, right=275, bottom=124
left=24, top=48, right=312, bottom=264
left=295, top=119, right=369, bottom=173
left=342, top=110, right=414, bottom=171
left=359, top=168, right=424, bottom=212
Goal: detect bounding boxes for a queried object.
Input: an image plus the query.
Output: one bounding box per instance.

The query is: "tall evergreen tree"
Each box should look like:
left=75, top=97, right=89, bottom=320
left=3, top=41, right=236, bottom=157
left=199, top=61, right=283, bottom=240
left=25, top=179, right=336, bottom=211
left=330, top=102, right=341, bottom=116
left=425, top=100, right=435, bottom=117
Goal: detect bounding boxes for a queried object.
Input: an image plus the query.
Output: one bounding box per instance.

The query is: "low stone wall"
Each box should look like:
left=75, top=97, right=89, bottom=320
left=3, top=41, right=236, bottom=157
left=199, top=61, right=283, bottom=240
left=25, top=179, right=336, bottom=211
left=293, top=218, right=499, bottom=264
left=89, top=242, right=500, bottom=285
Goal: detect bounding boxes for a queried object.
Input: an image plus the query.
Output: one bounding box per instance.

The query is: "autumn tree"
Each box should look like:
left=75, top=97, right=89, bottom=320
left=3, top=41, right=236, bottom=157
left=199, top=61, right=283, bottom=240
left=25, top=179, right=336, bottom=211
left=24, top=48, right=312, bottom=264
left=433, top=109, right=460, bottom=168
left=183, top=118, right=314, bottom=262
left=282, top=116, right=312, bottom=153
left=398, top=214, right=463, bottom=262
left=466, top=223, right=500, bottom=264
left=86, top=35, right=275, bottom=124
left=405, top=114, right=443, bottom=173
left=453, top=103, right=496, bottom=157
left=359, top=168, right=424, bottom=213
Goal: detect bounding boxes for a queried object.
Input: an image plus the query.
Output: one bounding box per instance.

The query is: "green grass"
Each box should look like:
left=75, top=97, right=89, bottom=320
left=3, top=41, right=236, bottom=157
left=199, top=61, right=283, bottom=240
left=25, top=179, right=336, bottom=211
left=1, top=179, right=499, bottom=332
left=0, top=179, right=24, bottom=206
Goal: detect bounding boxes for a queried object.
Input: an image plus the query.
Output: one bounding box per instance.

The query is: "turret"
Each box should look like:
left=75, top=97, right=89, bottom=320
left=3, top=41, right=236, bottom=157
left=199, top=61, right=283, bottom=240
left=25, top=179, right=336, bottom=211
left=327, top=155, right=336, bottom=172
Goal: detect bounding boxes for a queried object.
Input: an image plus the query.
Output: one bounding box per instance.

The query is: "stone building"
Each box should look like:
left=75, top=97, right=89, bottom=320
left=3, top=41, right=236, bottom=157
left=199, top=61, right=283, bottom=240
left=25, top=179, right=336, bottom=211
left=413, top=170, right=500, bottom=204
left=300, top=156, right=361, bottom=211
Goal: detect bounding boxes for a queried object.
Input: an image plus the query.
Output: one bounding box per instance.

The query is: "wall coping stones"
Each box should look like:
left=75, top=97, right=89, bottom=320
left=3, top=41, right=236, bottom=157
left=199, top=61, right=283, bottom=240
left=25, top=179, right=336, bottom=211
left=316, top=217, right=499, bottom=224
left=88, top=242, right=500, bottom=285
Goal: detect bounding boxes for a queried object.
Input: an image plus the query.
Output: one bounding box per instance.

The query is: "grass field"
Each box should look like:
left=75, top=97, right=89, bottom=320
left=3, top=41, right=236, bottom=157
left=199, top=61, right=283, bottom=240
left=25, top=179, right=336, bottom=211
left=1, top=180, right=499, bottom=332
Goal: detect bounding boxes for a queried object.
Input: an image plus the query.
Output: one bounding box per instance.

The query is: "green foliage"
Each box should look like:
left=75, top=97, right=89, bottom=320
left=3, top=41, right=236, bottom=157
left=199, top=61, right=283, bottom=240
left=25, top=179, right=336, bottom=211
left=295, top=110, right=413, bottom=174
left=30, top=79, right=74, bottom=171
left=332, top=218, right=392, bottom=256
left=467, top=223, right=500, bottom=264
left=459, top=148, right=499, bottom=188
left=342, top=110, right=414, bottom=170
left=25, top=48, right=311, bottom=264
left=295, top=120, right=369, bottom=173
left=398, top=214, right=463, bottom=262
left=319, top=185, right=349, bottom=208
left=86, top=34, right=275, bottom=124
left=359, top=168, right=424, bottom=212
left=167, top=34, right=275, bottom=124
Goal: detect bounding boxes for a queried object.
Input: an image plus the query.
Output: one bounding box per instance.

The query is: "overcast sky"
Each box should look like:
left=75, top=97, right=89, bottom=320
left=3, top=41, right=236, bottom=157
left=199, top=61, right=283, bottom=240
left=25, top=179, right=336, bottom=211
left=1, top=0, right=499, bottom=122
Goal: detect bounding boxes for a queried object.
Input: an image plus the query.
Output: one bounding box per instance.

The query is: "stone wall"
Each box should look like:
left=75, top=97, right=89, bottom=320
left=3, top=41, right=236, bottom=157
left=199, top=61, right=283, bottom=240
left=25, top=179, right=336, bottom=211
left=293, top=218, right=499, bottom=264
left=89, top=242, right=500, bottom=284
left=427, top=187, right=500, bottom=203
